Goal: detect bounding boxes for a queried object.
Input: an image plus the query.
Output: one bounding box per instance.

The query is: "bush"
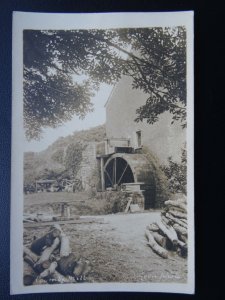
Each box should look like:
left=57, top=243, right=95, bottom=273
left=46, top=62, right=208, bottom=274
left=64, top=142, right=85, bottom=177
left=161, top=146, right=187, bottom=195
left=51, top=148, right=64, bottom=164
left=142, top=146, right=171, bottom=207
left=104, top=191, right=129, bottom=214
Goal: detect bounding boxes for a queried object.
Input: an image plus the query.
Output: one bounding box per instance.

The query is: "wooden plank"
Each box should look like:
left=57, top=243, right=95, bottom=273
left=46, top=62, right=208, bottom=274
left=117, top=163, right=128, bottom=185
left=100, top=157, right=105, bottom=191
left=24, top=217, right=105, bottom=228
left=114, top=157, right=117, bottom=185
left=124, top=198, right=132, bottom=213
left=104, top=169, right=113, bottom=185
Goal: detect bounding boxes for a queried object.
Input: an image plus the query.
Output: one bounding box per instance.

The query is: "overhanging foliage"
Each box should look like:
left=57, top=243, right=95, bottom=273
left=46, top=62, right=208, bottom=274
left=24, top=27, right=186, bottom=140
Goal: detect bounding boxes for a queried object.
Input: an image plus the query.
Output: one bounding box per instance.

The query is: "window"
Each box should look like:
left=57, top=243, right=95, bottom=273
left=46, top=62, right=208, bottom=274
left=136, top=130, right=142, bottom=148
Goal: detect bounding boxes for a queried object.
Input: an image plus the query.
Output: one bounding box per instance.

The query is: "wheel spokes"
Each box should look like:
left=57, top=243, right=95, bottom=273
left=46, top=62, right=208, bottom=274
left=104, top=168, right=113, bottom=186
left=114, top=158, right=117, bottom=185
left=117, top=163, right=128, bottom=185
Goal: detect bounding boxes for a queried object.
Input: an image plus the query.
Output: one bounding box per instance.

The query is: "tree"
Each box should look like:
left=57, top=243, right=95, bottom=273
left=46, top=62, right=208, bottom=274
left=24, top=27, right=186, bottom=140
left=64, top=143, right=85, bottom=177
left=161, top=146, right=187, bottom=195
left=51, top=149, right=64, bottom=165
left=37, top=168, right=62, bottom=180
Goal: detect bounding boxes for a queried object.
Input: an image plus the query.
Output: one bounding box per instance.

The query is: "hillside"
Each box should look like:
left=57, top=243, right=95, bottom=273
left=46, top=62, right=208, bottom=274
left=24, top=124, right=106, bottom=187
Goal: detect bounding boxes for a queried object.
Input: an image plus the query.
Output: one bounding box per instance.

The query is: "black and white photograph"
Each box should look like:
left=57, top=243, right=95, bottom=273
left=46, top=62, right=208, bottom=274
left=11, top=11, right=194, bottom=294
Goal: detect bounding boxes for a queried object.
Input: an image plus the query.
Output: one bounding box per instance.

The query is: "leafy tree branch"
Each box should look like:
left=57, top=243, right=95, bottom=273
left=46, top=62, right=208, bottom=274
left=23, top=27, right=186, bottom=140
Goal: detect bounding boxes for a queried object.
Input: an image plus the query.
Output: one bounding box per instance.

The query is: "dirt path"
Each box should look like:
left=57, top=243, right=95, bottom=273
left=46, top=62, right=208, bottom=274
left=32, top=212, right=186, bottom=283
left=24, top=193, right=187, bottom=284
left=100, top=212, right=161, bottom=250
left=80, top=212, right=188, bottom=283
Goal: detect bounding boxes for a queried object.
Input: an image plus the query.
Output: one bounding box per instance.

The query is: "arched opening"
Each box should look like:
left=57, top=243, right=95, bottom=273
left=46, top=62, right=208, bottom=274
left=104, top=157, right=134, bottom=189
left=101, top=153, right=158, bottom=209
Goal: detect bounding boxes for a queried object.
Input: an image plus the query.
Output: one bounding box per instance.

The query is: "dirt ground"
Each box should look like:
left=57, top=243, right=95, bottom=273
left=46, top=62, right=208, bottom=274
left=24, top=193, right=187, bottom=284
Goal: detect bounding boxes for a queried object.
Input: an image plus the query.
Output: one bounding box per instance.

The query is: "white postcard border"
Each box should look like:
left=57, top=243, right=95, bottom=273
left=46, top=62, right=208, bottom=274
left=11, top=11, right=194, bottom=295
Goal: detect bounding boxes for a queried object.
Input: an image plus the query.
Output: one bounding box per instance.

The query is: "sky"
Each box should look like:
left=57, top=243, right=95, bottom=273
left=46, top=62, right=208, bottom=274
left=24, top=83, right=113, bottom=152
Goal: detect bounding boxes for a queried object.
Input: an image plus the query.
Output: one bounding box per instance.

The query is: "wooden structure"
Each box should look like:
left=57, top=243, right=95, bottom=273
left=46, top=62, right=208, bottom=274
left=103, top=153, right=154, bottom=188
left=97, top=146, right=156, bottom=209
left=96, top=138, right=133, bottom=157
left=35, top=180, right=57, bottom=192
left=61, top=179, right=74, bottom=192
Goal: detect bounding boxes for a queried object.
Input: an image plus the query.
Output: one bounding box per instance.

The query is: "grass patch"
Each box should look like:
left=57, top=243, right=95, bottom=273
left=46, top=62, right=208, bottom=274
left=24, top=191, right=127, bottom=216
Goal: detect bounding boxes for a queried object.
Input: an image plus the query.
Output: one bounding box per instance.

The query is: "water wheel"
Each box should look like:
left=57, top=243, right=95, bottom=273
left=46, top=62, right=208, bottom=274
left=104, top=156, right=134, bottom=189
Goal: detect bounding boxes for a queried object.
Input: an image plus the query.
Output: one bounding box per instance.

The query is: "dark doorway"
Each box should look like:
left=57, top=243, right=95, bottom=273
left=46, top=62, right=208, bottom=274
left=143, top=187, right=156, bottom=209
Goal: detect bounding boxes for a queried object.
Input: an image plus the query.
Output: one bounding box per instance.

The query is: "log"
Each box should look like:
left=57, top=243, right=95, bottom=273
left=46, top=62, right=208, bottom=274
left=24, top=255, right=36, bottom=268
left=73, top=259, right=85, bottom=278
left=51, top=223, right=63, bottom=233
left=80, top=260, right=92, bottom=280
left=35, top=237, right=60, bottom=266
left=177, top=240, right=188, bottom=258
left=23, top=213, right=58, bottom=222
left=177, top=233, right=188, bottom=243
left=41, top=260, right=51, bottom=270
left=168, top=209, right=187, bottom=220
left=173, top=223, right=188, bottom=237
left=161, top=215, right=173, bottom=226
left=52, top=224, right=71, bottom=257
left=53, top=216, right=73, bottom=221
left=145, top=230, right=168, bottom=259
left=37, top=214, right=54, bottom=222
left=51, top=224, right=72, bottom=257
left=39, top=261, right=58, bottom=278
left=151, top=231, right=167, bottom=248
left=156, top=220, right=178, bottom=246
left=57, top=253, right=77, bottom=276
left=31, top=229, right=61, bottom=255
left=23, top=213, right=38, bottom=222
left=124, top=198, right=132, bottom=213
left=60, top=233, right=71, bottom=257
left=147, top=223, right=159, bottom=232
left=23, top=219, right=36, bottom=223
left=73, top=259, right=91, bottom=281
left=167, top=213, right=187, bottom=228
left=180, top=218, right=187, bottom=225
left=177, top=239, right=186, bottom=248
left=24, top=251, right=49, bottom=272
left=171, top=193, right=187, bottom=202
left=47, top=270, right=74, bottom=284
left=168, top=206, right=187, bottom=214
left=32, top=277, right=47, bottom=285
left=165, top=213, right=187, bottom=229
left=23, top=246, right=39, bottom=263
left=164, top=200, right=187, bottom=212
left=24, top=217, right=103, bottom=228
left=23, top=260, right=38, bottom=286
left=177, top=246, right=188, bottom=258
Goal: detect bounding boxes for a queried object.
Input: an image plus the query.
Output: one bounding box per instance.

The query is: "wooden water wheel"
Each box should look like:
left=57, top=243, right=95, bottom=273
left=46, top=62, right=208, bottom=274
left=104, top=153, right=154, bottom=189
left=104, top=156, right=134, bottom=188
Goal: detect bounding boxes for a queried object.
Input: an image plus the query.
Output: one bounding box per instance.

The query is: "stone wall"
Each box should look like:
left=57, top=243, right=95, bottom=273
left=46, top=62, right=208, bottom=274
left=76, top=142, right=99, bottom=191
